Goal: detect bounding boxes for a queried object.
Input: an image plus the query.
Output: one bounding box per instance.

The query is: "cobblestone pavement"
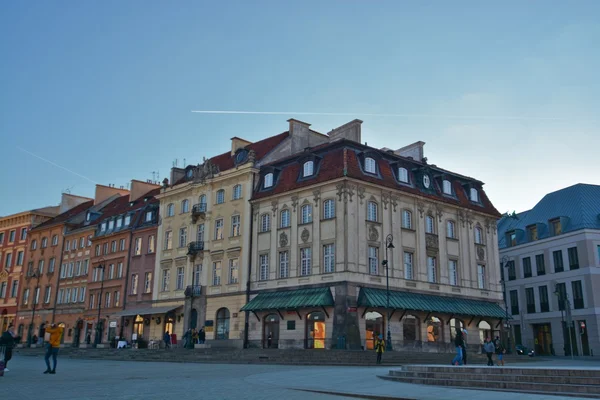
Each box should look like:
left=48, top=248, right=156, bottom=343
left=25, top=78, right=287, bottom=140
left=3, top=355, right=594, bottom=400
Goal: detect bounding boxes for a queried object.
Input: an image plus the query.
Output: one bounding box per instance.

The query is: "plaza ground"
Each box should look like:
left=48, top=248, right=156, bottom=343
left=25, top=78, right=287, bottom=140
left=3, top=355, right=599, bottom=399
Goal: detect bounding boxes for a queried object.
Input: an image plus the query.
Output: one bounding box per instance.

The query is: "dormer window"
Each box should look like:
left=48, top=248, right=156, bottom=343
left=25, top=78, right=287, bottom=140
left=469, top=188, right=479, bottom=202
left=443, top=180, right=452, bottom=195
left=506, top=231, right=517, bottom=247
left=124, top=215, right=131, bottom=226
left=86, top=212, right=91, bottom=222
left=235, top=149, right=249, bottom=165
left=186, top=169, right=193, bottom=179
left=116, top=218, right=122, bottom=229
left=145, top=211, right=153, bottom=222
left=303, top=161, right=314, bottom=177
left=264, top=173, right=274, bottom=188
left=398, top=167, right=409, bottom=183
left=550, top=219, right=562, bottom=236
left=101, top=222, right=107, bottom=232
left=527, top=225, right=538, bottom=241
left=365, top=157, right=376, bottom=174
left=108, top=220, right=114, bottom=230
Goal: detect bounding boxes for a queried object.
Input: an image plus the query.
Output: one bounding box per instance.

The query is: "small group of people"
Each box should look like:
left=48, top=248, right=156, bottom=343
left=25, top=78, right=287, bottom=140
left=452, top=328, right=506, bottom=367
left=183, top=327, right=206, bottom=348
left=483, top=336, right=506, bottom=366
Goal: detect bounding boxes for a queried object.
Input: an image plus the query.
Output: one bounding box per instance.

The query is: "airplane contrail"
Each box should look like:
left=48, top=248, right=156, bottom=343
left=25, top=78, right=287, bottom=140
left=191, top=110, right=563, bottom=121
left=17, top=146, right=99, bottom=184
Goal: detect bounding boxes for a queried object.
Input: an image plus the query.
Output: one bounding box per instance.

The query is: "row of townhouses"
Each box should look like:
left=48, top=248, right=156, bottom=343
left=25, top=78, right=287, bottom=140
left=1, top=119, right=597, bottom=355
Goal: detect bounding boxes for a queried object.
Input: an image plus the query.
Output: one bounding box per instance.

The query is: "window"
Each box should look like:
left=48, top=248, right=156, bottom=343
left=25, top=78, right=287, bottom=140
left=144, top=272, right=152, bottom=293
left=72, top=239, right=78, bottom=250
left=539, top=286, right=549, bottom=312
left=216, top=189, right=225, bottom=204
left=0, top=232, right=3, bottom=244
left=108, top=220, right=115, bottom=230
left=231, top=215, right=241, bottom=237
left=52, top=235, right=58, bottom=246
left=34, top=287, right=40, bottom=304
left=229, top=259, right=239, bottom=284
left=572, top=280, right=584, bottom=309
left=31, top=239, right=37, bottom=250
left=232, top=184, right=243, bottom=200
left=279, top=251, right=289, bottom=278
left=79, top=237, right=85, bottom=248
left=469, top=188, right=479, bottom=202
left=23, top=288, right=30, bottom=305
left=134, top=237, right=142, bottom=255
left=259, top=254, right=269, bottom=281
left=41, top=237, right=48, bottom=248
left=57, top=288, right=64, bottom=304
left=2, top=253, right=10, bottom=269
left=116, top=217, right=122, bottom=229
left=60, top=263, right=67, bottom=279
left=111, top=240, right=116, bottom=253
left=101, top=222, right=107, bottom=232
left=197, top=224, right=205, bottom=242
left=10, top=280, right=18, bottom=297
left=65, top=240, right=70, bottom=251
left=87, top=235, right=92, bottom=247
left=176, top=267, right=185, bottom=290
left=300, top=248, right=312, bottom=276
left=8, top=230, right=15, bottom=243
left=179, top=227, right=187, bottom=248
left=105, top=292, right=111, bottom=308
left=427, top=256, right=437, bottom=283
left=181, top=199, right=190, bottom=213
left=124, top=215, right=131, bottom=226
left=167, top=204, right=175, bottom=217
left=522, top=257, right=532, bottom=278
left=404, top=252, right=413, bottom=280
left=280, top=209, right=290, bottom=228
left=510, top=290, right=519, bottom=315
left=108, top=263, right=114, bottom=279
left=148, top=235, right=155, bottom=253
left=43, top=286, right=51, bottom=304
left=95, top=245, right=101, bottom=257
left=568, top=247, right=579, bottom=270
left=72, top=287, right=78, bottom=303
left=368, top=246, right=378, bottom=275
left=535, top=254, right=546, bottom=276
left=161, top=269, right=170, bottom=291
left=442, top=179, right=452, bottom=195
left=131, top=274, right=138, bottom=295
left=425, top=215, right=435, bottom=234
left=303, top=161, right=314, bottom=177
left=323, top=199, right=335, bottom=220
left=38, top=259, right=44, bottom=274
left=164, top=230, right=173, bottom=250
left=526, top=287, right=536, bottom=313
left=145, top=211, right=153, bottom=222
left=301, top=204, right=312, bottom=224
left=260, top=214, right=270, bottom=233
left=193, top=264, right=201, bottom=286
left=83, top=259, right=89, bottom=275
left=449, top=260, right=458, bottom=286
left=477, top=264, right=486, bottom=289
left=398, top=167, right=409, bottom=183
left=0, top=283, right=6, bottom=298
left=446, top=221, right=456, bottom=239
left=119, top=238, right=125, bottom=251
left=89, top=294, right=95, bottom=309
left=551, top=219, right=562, bottom=236
left=528, top=225, right=538, bottom=241
left=114, top=290, right=120, bottom=307
left=16, top=251, right=24, bottom=266
left=507, top=260, right=516, bottom=280
left=555, top=282, right=567, bottom=310
left=103, top=243, right=108, bottom=255
left=402, top=210, right=412, bottom=229
left=364, top=157, right=376, bottom=174
left=75, top=261, right=81, bottom=276
left=323, top=244, right=335, bottom=273
left=367, top=202, right=378, bottom=222
left=80, top=287, right=86, bottom=302
left=212, top=261, right=222, bottom=286
left=214, top=219, right=224, bottom=240
left=264, top=173, right=274, bottom=188
left=553, top=250, right=564, bottom=273
left=20, top=228, right=27, bottom=241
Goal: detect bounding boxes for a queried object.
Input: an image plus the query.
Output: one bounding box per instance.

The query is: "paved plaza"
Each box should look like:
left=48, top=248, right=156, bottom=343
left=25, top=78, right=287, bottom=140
left=2, top=355, right=599, bottom=400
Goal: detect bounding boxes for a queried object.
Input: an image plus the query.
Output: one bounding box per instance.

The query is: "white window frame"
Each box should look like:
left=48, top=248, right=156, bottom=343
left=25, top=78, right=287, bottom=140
left=301, top=204, right=312, bottom=224
left=443, top=179, right=452, bottom=195
left=231, top=215, right=241, bottom=237
left=427, top=256, right=437, bottom=283
left=264, top=173, right=274, bottom=188
left=477, top=264, right=486, bottom=289
left=214, top=219, right=224, bottom=240
left=404, top=252, right=413, bottom=280
left=280, top=209, right=290, bottom=228
left=449, top=260, right=458, bottom=286
left=164, top=230, right=173, bottom=250
left=398, top=167, right=409, bottom=183
left=179, top=227, right=187, bottom=248
left=229, top=258, right=239, bottom=284
left=260, top=214, right=270, bottom=233
left=425, top=215, right=435, bottom=234
left=365, top=157, right=376, bottom=174
left=212, top=261, right=221, bottom=286
left=161, top=269, right=170, bottom=292
left=323, top=199, right=335, bottom=220
left=279, top=251, right=289, bottom=278
left=131, top=274, right=138, bottom=295
left=182, top=199, right=190, bottom=213
left=402, top=210, right=412, bottom=229
left=216, top=190, right=225, bottom=204
left=167, top=204, right=175, bottom=217
left=145, top=272, right=153, bottom=293
left=300, top=248, right=311, bottom=276
left=368, top=246, right=379, bottom=275
left=232, top=184, right=242, bottom=200
left=470, top=188, right=479, bottom=202
left=259, top=254, right=269, bottom=281
left=323, top=244, right=335, bottom=273
left=475, top=227, right=484, bottom=244
left=447, top=220, right=456, bottom=239
left=303, top=161, right=314, bottom=177
left=367, top=202, right=378, bottom=222
left=176, top=267, right=185, bottom=290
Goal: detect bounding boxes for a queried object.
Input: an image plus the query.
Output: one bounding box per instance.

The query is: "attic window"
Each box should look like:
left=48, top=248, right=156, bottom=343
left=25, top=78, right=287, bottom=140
left=186, top=169, right=193, bottom=178
left=469, top=188, right=479, bottom=202
left=506, top=231, right=517, bottom=247
left=101, top=222, right=107, bottom=232
left=550, top=219, right=562, bottom=236
left=124, top=215, right=131, bottom=226
left=235, top=149, right=249, bottom=165
left=264, top=173, right=274, bottom=188
left=303, top=161, right=314, bottom=177
left=365, top=157, right=376, bottom=174
left=443, top=180, right=452, bottom=195
left=527, top=225, right=538, bottom=241
left=398, top=167, right=409, bottom=183
left=86, top=212, right=91, bottom=222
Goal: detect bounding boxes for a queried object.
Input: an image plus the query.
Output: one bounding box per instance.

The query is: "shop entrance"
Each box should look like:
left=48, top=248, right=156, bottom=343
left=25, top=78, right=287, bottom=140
left=263, top=314, right=280, bottom=348
left=365, top=311, right=384, bottom=350
left=306, top=311, right=326, bottom=349
left=533, top=323, right=553, bottom=355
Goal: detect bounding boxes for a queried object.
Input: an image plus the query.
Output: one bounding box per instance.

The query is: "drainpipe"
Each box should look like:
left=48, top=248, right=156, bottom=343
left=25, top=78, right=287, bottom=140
left=243, top=172, right=256, bottom=349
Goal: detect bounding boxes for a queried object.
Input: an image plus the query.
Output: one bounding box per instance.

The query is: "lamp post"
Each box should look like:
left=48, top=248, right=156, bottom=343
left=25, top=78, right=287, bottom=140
left=94, top=260, right=105, bottom=347
left=382, top=234, right=395, bottom=351
left=554, top=285, right=574, bottom=359
left=500, top=255, right=512, bottom=354
left=27, top=267, right=42, bottom=347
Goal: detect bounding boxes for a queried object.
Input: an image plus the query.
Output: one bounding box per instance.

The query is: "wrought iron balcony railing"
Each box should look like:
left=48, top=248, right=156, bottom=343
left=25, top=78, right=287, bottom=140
left=185, top=285, right=202, bottom=297
left=191, top=203, right=207, bottom=223
left=187, top=241, right=205, bottom=256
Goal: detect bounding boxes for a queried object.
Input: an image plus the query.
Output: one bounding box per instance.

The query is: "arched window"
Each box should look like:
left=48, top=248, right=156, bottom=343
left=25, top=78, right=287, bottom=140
left=470, top=188, right=479, bottom=202
left=41, top=237, right=48, bottom=248
left=216, top=189, right=225, bottom=204
left=403, top=315, right=419, bottom=342
left=264, top=314, right=280, bottom=349
left=31, top=239, right=37, bottom=250
left=303, top=161, right=314, bottom=177
left=426, top=316, right=442, bottom=342
left=443, top=179, right=452, bottom=195
left=52, top=235, right=58, bottom=246
left=446, top=220, right=456, bottom=238
left=478, top=320, right=492, bottom=344
left=232, top=184, right=242, bottom=200
left=398, top=167, right=409, bottom=183
left=323, top=199, right=335, bottom=219
left=280, top=209, right=290, bottom=228
left=364, top=157, right=376, bottom=174
left=301, top=204, right=313, bottom=224
left=181, top=199, right=189, bottom=213
left=167, top=203, right=175, bottom=217
left=365, top=311, right=384, bottom=350
left=216, top=308, right=230, bottom=340
left=306, top=311, right=326, bottom=349
left=475, top=226, right=483, bottom=244
left=264, top=173, right=274, bottom=188
left=367, top=201, right=378, bottom=222
left=260, top=214, right=271, bottom=232
left=425, top=215, right=435, bottom=234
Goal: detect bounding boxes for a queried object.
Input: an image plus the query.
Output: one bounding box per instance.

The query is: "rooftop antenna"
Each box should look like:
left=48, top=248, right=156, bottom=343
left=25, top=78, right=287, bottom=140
left=183, top=158, right=186, bottom=167
left=175, top=158, right=178, bottom=167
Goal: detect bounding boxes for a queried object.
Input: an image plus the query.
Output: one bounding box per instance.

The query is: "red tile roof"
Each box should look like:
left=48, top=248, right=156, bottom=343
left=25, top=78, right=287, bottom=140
left=95, top=187, right=161, bottom=223
left=252, top=140, right=500, bottom=217
left=31, top=200, right=95, bottom=232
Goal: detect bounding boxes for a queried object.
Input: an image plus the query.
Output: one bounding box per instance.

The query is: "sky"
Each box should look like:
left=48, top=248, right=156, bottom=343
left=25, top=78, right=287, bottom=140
left=1, top=1, right=599, bottom=216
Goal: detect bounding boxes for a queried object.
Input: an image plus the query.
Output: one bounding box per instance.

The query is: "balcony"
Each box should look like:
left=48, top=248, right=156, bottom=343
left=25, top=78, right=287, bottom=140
left=187, top=241, right=205, bottom=259
left=185, top=285, right=202, bottom=297
left=191, top=203, right=207, bottom=223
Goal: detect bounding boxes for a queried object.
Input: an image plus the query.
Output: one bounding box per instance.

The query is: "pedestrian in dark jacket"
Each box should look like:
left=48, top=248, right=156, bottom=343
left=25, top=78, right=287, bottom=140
left=494, top=336, right=505, bottom=366
left=483, top=337, right=495, bottom=366
left=461, top=329, right=468, bottom=365
left=0, top=324, right=20, bottom=372
left=164, top=331, right=171, bottom=349
left=451, top=328, right=464, bottom=366
left=198, top=327, right=206, bottom=344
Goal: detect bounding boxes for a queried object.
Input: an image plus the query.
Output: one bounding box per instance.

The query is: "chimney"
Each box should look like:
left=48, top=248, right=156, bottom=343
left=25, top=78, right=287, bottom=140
left=230, top=137, right=252, bottom=155
left=170, top=167, right=185, bottom=186
left=327, top=119, right=362, bottom=143
left=94, top=184, right=129, bottom=206
left=59, top=193, right=93, bottom=214
left=129, top=179, right=160, bottom=202
left=395, top=141, right=425, bottom=161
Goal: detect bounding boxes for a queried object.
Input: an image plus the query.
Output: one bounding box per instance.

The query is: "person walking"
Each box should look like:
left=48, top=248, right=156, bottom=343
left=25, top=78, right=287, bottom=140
left=0, top=324, right=21, bottom=372
left=494, top=336, right=505, bottom=366
left=451, top=328, right=464, bottom=366
left=374, top=334, right=385, bottom=364
left=461, top=329, right=468, bottom=365
left=43, top=323, right=64, bottom=374
left=484, top=337, right=495, bottom=366
left=163, top=331, right=171, bottom=349
left=198, top=327, right=206, bottom=344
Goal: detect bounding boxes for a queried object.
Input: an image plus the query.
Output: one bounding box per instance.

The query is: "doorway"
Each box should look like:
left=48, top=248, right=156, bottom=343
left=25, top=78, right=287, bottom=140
left=365, top=311, right=384, bottom=350
left=533, top=323, right=553, bottom=355
left=263, top=314, right=280, bottom=348
left=190, top=309, right=198, bottom=330
left=306, top=311, right=326, bottom=349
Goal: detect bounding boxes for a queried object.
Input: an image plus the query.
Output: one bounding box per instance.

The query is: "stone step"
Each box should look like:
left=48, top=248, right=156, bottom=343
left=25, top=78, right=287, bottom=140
left=389, top=370, right=600, bottom=385
left=396, top=365, right=600, bottom=378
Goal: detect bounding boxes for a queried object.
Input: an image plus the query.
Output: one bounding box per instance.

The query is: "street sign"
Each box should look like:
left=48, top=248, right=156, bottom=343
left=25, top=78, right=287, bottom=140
left=347, top=307, right=357, bottom=313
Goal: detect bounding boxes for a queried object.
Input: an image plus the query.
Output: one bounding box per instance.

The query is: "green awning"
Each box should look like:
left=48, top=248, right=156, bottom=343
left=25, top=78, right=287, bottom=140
left=358, top=287, right=507, bottom=319
left=241, top=287, right=334, bottom=312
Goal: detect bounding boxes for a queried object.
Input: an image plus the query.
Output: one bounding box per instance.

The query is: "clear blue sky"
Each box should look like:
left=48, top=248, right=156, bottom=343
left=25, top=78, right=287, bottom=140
left=1, top=1, right=599, bottom=216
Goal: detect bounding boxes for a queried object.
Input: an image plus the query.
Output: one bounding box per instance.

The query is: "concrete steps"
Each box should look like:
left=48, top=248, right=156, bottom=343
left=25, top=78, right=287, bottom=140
left=380, top=365, right=600, bottom=398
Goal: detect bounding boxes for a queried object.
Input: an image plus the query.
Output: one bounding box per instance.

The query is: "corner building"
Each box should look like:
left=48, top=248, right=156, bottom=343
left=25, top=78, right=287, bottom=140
left=244, top=120, right=506, bottom=351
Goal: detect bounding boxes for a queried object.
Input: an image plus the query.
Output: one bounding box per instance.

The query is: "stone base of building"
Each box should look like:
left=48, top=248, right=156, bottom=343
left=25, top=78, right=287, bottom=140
left=194, top=343, right=211, bottom=349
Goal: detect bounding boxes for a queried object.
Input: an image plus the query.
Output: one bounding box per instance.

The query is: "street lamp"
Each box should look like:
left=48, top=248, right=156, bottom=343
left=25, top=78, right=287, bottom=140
left=554, top=285, right=574, bottom=359
left=381, top=234, right=395, bottom=351
left=500, top=256, right=512, bottom=353
left=27, top=266, right=42, bottom=347
left=95, top=260, right=105, bottom=347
